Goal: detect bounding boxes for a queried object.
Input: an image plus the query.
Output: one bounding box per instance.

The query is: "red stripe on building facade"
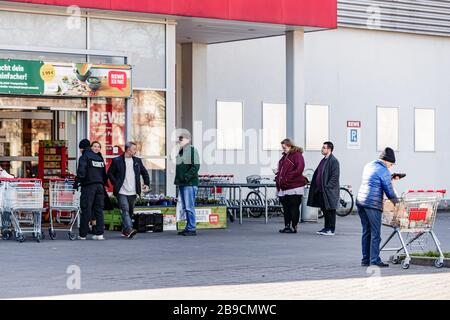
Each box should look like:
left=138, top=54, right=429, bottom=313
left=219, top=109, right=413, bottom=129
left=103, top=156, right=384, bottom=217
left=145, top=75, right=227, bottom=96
left=7, top=0, right=337, bottom=28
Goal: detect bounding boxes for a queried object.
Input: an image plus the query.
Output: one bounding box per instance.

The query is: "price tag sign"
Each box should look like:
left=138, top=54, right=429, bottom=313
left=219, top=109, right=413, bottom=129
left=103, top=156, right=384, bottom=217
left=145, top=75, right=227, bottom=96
left=40, top=64, right=56, bottom=82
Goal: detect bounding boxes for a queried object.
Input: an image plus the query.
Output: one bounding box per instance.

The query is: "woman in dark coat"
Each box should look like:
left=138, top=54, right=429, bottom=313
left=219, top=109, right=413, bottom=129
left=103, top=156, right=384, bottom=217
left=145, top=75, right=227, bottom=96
left=275, top=139, right=306, bottom=233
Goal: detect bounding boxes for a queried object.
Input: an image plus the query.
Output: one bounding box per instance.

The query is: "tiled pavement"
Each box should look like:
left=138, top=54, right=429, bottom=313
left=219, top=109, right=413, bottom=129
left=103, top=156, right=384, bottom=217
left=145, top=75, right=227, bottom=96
left=2, top=212, right=450, bottom=299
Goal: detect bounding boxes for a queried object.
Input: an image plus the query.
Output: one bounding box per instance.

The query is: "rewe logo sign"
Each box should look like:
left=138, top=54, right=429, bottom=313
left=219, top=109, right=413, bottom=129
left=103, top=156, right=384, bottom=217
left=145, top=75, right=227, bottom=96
left=91, top=111, right=125, bottom=124
left=109, top=71, right=127, bottom=91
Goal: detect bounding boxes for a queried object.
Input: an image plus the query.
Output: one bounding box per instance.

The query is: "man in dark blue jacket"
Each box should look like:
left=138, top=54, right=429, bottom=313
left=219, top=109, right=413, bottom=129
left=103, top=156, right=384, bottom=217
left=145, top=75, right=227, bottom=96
left=75, top=139, right=108, bottom=240
left=356, top=147, right=399, bottom=267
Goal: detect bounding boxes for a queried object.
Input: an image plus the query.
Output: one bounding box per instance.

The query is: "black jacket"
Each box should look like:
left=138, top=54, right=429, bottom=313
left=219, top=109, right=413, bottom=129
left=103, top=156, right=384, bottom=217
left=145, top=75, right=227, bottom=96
left=107, top=155, right=150, bottom=196
left=307, top=154, right=340, bottom=210
left=75, top=148, right=108, bottom=188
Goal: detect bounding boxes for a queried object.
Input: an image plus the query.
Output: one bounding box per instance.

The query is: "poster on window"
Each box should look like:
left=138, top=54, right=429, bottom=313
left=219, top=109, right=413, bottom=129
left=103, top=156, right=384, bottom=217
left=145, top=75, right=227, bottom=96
left=90, top=98, right=125, bottom=157
left=131, top=90, right=166, bottom=157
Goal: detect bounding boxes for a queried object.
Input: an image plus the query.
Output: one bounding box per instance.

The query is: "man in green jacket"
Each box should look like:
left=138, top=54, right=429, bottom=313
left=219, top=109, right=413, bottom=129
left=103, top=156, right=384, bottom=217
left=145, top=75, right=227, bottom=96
left=175, top=132, right=200, bottom=236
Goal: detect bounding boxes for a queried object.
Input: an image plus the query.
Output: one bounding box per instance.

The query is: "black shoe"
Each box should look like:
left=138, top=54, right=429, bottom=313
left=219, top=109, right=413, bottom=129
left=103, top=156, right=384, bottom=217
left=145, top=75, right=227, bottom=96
left=361, top=262, right=370, bottom=267
left=279, top=226, right=292, bottom=233
left=178, top=230, right=188, bottom=235
left=372, top=262, right=389, bottom=268
left=182, top=231, right=197, bottom=236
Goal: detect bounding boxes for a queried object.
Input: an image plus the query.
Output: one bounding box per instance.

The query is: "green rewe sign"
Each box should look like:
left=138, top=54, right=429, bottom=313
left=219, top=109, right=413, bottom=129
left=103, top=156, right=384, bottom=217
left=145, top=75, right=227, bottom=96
left=0, top=59, right=44, bottom=95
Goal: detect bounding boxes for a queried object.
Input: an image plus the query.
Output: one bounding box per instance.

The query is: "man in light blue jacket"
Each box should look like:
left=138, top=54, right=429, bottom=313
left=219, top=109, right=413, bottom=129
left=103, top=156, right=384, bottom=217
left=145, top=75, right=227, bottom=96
left=356, top=147, right=399, bottom=267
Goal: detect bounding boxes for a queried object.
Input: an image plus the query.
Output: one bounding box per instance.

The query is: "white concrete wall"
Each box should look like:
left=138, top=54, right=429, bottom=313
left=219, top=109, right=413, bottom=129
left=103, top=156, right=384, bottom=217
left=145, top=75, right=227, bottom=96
left=194, top=27, right=450, bottom=194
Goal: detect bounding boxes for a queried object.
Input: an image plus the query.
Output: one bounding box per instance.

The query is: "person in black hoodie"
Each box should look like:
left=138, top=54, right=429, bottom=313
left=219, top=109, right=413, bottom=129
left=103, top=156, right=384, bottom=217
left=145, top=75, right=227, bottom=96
left=88, top=141, right=112, bottom=235
left=75, top=139, right=108, bottom=240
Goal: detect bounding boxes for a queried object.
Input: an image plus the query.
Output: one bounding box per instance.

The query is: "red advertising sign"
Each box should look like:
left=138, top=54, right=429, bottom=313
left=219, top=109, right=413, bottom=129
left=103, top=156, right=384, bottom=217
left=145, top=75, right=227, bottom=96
left=90, top=98, right=126, bottom=190
left=108, top=71, right=127, bottom=91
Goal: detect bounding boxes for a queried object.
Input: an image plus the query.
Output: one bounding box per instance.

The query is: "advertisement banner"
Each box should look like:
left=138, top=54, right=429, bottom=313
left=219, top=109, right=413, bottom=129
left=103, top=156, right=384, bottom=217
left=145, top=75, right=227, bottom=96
left=0, top=59, right=131, bottom=98
left=176, top=206, right=227, bottom=230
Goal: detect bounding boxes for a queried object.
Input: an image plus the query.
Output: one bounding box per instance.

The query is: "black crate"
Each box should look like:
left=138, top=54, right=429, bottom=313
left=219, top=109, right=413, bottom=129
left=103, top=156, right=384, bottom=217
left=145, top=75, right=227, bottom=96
left=132, top=212, right=163, bottom=233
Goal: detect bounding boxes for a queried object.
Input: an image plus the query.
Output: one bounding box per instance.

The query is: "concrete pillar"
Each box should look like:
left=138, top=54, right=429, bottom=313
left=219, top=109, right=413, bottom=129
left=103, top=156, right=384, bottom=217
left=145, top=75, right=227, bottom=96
left=166, top=22, right=177, bottom=197
left=180, top=42, right=207, bottom=144
left=286, top=30, right=305, bottom=144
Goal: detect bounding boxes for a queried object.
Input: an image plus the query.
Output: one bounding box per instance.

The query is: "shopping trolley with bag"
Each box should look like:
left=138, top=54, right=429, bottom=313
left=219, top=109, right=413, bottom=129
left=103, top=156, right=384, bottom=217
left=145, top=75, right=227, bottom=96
left=48, top=178, right=80, bottom=241
left=381, top=190, right=446, bottom=269
left=2, top=179, right=44, bottom=243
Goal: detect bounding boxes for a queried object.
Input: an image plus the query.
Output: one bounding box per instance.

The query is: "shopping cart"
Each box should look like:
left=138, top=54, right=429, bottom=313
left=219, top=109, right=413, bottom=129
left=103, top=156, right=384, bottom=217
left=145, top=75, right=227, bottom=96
left=48, top=178, right=80, bottom=241
left=381, top=190, right=446, bottom=269
left=197, top=174, right=234, bottom=202
left=2, top=179, right=44, bottom=243
left=0, top=181, right=9, bottom=239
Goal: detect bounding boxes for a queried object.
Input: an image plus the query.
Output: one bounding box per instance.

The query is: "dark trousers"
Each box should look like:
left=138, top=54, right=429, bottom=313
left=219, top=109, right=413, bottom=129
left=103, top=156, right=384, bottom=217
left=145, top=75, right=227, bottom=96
left=80, top=183, right=105, bottom=237
left=322, top=209, right=336, bottom=232
left=314, top=191, right=336, bottom=232
left=280, top=195, right=302, bottom=229
left=357, top=205, right=383, bottom=265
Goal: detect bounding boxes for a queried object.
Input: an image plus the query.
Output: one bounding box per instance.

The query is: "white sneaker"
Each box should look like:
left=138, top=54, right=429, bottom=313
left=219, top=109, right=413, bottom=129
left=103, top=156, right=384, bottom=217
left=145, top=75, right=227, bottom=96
left=320, top=230, right=335, bottom=236
left=92, top=235, right=105, bottom=240
left=77, top=236, right=86, bottom=240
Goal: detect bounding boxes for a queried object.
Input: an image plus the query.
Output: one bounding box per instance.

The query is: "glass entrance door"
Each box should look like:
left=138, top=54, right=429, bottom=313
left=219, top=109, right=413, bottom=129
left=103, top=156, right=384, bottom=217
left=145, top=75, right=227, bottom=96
left=0, top=110, right=53, bottom=177
left=0, top=109, right=85, bottom=178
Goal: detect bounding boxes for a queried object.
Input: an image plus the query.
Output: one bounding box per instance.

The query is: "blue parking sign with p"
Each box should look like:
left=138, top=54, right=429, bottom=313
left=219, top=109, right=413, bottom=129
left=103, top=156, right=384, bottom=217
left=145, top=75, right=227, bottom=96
left=350, top=129, right=358, bottom=142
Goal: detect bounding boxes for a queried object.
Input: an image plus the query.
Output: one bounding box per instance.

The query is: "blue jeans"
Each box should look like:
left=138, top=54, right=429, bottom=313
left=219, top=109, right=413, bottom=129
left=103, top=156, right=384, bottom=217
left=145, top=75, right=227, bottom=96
left=118, top=194, right=136, bottom=232
left=357, top=205, right=383, bottom=265
left=179, top=186, right=198, bottom=231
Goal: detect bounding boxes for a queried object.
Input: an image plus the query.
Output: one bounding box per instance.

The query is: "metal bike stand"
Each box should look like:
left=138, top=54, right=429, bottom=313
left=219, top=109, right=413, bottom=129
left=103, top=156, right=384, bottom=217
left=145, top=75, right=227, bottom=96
left=264, top=186, right=268, bottom=224
left=239, top=186, right=243, bottom=224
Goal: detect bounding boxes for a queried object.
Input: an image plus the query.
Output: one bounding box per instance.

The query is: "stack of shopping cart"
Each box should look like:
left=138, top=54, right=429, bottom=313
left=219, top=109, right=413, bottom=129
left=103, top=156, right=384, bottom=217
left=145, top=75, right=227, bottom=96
left=197, top=174, right=234, bottom=203
left=1, top=179, right=44, bottom=243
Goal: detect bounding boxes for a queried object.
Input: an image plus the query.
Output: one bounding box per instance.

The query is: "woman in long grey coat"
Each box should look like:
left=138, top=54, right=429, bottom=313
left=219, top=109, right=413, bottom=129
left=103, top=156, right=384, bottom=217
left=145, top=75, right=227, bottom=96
left=307, top=141, right=340, bottom=236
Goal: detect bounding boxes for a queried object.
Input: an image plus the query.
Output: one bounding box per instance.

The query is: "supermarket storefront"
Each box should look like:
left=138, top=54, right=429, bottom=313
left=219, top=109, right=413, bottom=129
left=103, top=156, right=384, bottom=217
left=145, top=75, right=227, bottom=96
left=0, top=59, right=132, bottom=177
left=0, top=0, right=336, bottom=196
left=0, top=3, right=169, bottom=193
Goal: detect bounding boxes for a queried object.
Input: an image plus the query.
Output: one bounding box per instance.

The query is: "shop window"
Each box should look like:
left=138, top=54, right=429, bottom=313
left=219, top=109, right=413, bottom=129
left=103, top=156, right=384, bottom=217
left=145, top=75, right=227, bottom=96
left=377, top=107, right=399, bottom=151
left=217, top=101, right=243, bottom=150
left=131, top=90, right=167, bottom=194
left=415, top=108, right=435, bottom=152
left=262, top=103, right=286, bottom=151
left=0, top=11, right=86, bottom=49
left=131, top=91, right=166, bottom=157
left=89, top=19, right=166, bottom=89
left=142, top=159, right=166, bottom=195
left=305, top=104, right=329, bottom=151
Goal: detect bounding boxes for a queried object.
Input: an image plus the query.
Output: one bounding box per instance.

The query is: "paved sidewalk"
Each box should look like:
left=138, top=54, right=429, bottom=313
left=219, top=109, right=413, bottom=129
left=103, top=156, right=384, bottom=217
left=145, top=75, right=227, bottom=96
left=2, top=212, right=450, bottom=299
left=28, top=272, right=450, bottom=300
